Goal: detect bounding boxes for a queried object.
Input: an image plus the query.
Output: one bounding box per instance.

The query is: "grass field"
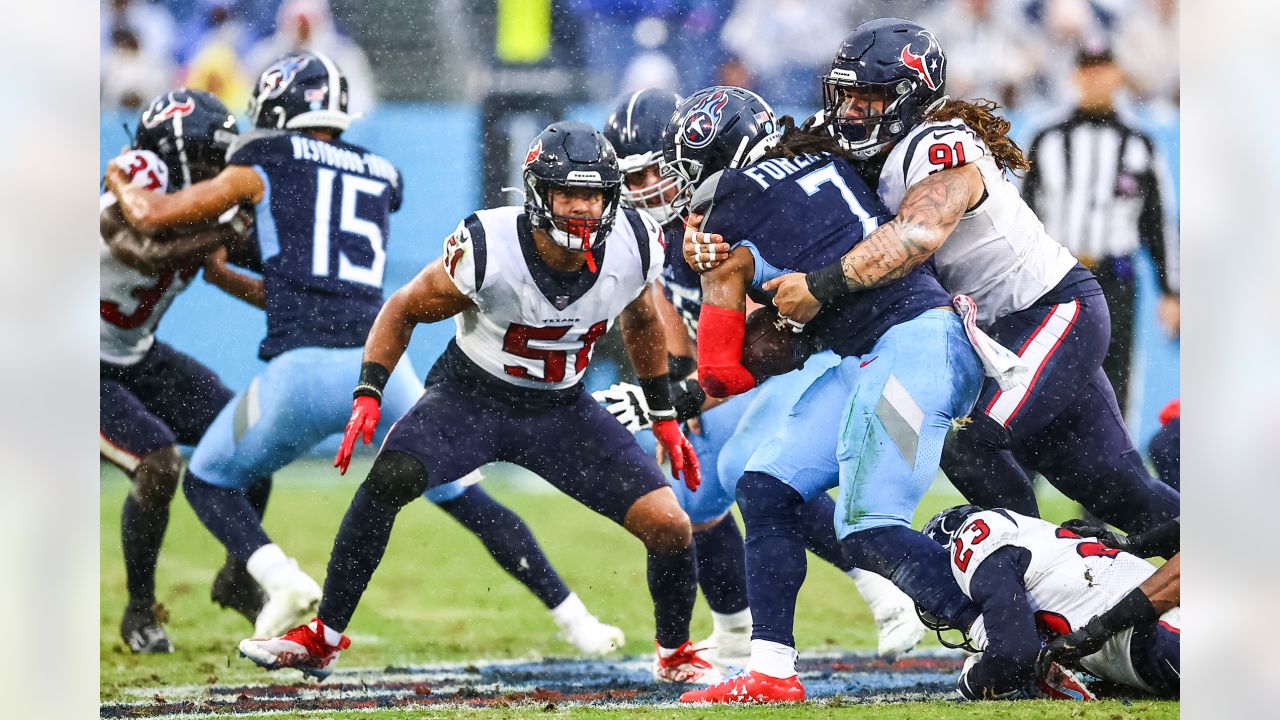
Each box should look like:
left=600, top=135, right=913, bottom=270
left=100, top=459, right=1177, bottom=718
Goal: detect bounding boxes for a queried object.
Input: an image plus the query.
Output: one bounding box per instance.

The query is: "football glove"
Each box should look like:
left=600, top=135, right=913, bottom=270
left=653, top=419, right=701, bottom=491
left=1060, top=519, right=1132, bottom=553
left=334, top=396, right=380, bottom=475
left=592, top=382, right=653, bottom=433
left=1041, top=616, right=1112, bottom=666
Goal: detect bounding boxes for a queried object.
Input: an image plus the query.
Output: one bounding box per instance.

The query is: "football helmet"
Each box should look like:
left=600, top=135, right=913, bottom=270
left=603, top=88, right=683, bottom=224
left=660, top=86, right=780, bottom=216
left=134, top=89, right=239, bottom=189
left=921, top=504, right=983, bottom=548
left=821, top=18, right=949, bottom=159
left=522, top=121, right=623, bottom=254
left=249, top=51, right=351, bottom=132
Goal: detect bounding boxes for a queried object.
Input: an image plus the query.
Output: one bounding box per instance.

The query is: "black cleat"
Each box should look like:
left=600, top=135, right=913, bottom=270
left=121, top=603, right=174, bottom=654
left=211, top=555, right=267, bottom=625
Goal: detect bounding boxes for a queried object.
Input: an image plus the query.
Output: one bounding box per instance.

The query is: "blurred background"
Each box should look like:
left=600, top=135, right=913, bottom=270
left=98, top=0, right=1179, bottom=447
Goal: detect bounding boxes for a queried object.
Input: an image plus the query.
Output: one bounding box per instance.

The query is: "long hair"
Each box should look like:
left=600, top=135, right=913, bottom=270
left=926, top=98, right=1030, bottom=174
left=758, top=114, right=858, bottom=164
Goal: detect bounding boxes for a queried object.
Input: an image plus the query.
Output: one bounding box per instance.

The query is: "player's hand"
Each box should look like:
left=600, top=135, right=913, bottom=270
left=683, top=212, right=729, bottom=272
left=104, top=159, right=129, bottom=195
left=1059, top=519, right=1130, bottom=552
left=1158, top=294, right=1180, bottom=338
left=335, top=396, right=381, bottom=475
left=652, top=418, right=701, bottom=491
left=1041, top=616, right=1112, bottom=666
left=762, top=272, right=823, bottom=325
left=591, top=382, right=653, bottom=433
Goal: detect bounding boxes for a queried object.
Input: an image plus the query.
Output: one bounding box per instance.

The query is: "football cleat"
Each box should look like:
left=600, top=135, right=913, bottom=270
left=211, top=554, right=267, bottom=626
left=120, top=602, right=174, bottom=654
left=695, top=626, right=752, bottom=675
left=560, top=614, right=625, bottom=656
left=239, top=618, right=350, bottom=680
left=680, top=668, right=806, bottom=704
left=872, top=600, right=927, bottom=661
left=253, top=562, right=322, bottom=638
left=1037, top=660, right=1097, bottom=701
left=653, top=640, right=724, bottom=684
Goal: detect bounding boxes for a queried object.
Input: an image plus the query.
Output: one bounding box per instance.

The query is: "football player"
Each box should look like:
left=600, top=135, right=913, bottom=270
left=688, top=19, right=1179, bottom=535
left=106, top=54, right=624, bottom=655
left=922, top=505, right=1179, bottom=699
left=100, top=89, right=270, bottom=653
left=236, top=121, right=716, bottom=684
left=662, top=87, right=989, bottom=704
left=595, top=88, right=924, bottom=670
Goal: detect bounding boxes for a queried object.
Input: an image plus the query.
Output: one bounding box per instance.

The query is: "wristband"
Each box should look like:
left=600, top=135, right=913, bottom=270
left=805, top=261, right=848, bottom=303
left=638, top=374, right=676, bottom=419
left=673, top=378, right=706, bottom=422
left=669, top=354, right=697, bottom=380
left=353, top=361, right=391, bottom=402
left=1099, top=587, right=1158, bottom=633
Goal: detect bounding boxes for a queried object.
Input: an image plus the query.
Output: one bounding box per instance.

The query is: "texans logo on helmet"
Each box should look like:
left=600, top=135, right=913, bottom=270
left=141, top=96, right=195, bottom=129
left=681, top=89, right=731, bottom=149
left=899, top=30, right=942, bottom=91
left=259, top=55, right=313, bottom=99
left=524, top=139, right=543, bottom=168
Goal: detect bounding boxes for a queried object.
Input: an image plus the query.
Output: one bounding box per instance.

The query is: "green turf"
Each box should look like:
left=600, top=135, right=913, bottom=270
left=101, top=458, right=1174, bottom=719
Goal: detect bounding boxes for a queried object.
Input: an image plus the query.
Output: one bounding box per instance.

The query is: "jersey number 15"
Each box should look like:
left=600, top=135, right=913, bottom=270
left=312, top=168, right=388, bottom=288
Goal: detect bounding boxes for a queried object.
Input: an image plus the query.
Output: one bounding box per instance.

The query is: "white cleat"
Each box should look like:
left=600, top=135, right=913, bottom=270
left=872, top=601, right=927, bottom=661
left=239, top=618, right=349, bottom=680
left=654, top=640, right=725, bottom=685
left=695, top=626, right=752, bottom=675
left=253, top=562, right=322, bottom=638
left=560, top=614, right=626, bottom=656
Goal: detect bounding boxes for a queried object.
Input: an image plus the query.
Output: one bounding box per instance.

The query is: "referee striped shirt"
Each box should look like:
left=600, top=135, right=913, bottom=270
left=1022, top=109, right=1179, bottom=293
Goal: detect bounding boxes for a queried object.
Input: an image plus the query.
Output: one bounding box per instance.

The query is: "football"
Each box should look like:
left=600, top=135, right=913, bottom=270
left=741, top=307, right=814, bottom=380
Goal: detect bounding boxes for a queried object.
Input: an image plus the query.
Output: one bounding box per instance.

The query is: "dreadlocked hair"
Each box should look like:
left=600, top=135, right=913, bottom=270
left=926, top=98, right=1029, bottom=174
left=758, top=114, right=860, bottom=165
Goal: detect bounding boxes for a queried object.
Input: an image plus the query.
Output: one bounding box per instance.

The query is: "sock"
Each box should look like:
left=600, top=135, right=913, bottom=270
left=183, top=471, right=272, bottom=561
left=550, top=592, right=591, bottom=629
left=317, top=485, right=402, bottom=633
left=693, top=515, right=749, bottom=614
left=746, top=639, right=798, bottom=678
left=246, top=543, right=295, bottom=590
left=711, top=607, right=753, bottom=635
left=738, top=472, right=808, bottom=648
left=847, top=568, right=911, bottom=619
left=647, top=545, right=698, bottom=649
left=436, top=486, right=571, bottom=609
left=312, top=618, right=344, bottom=647
left=120, top=494, right=168, bottom=608
left=798, top=492, right=853, bottom=571
left=246, top=475, right=273, bottom=519
left=842, top=524, right=979, bottom=630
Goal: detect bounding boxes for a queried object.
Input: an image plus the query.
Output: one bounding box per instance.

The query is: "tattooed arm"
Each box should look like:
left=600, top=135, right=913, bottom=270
left=764, top=163, right=984, bottom=323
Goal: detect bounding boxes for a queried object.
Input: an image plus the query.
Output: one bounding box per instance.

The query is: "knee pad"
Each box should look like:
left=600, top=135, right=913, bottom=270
left=132, top=446, right=182, bottom=511
left=363, top=450, right=430, bottom=508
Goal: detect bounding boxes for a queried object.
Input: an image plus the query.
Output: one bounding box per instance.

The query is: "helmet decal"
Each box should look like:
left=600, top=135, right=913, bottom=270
left=141, top=96, right=195, bottom=129
left=259, top=55, right=313, bottom=99
left=680, top=89, right=731, bottom=149
left=523, top=139, right=543, bottom=169
left=899, top=31, right=942, bottom=91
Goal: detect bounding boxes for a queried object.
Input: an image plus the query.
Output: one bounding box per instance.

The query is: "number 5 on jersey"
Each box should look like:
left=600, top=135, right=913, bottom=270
left=503, top=321, right=608, bottom=383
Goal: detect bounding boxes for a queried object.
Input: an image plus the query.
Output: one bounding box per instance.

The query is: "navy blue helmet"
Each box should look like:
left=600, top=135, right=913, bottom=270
left=922, top=504, right=983, bottom=548
left=248, top=51, right=351, bottom=132
left=660, top=86, right=780, bottom=216
left=603, top=88, right=682, bottom=224
left=522, top=121, right=623, bottom=254
left=821, top=18, right=949, bottom=159
left=134, top=89, right=238, bottom=189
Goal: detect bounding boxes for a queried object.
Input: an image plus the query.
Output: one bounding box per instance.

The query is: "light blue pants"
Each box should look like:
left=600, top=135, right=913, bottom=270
left=637, top=351, right=842, bottom=524
left=188, top=347, right=468, bottom=503
left=744, top=310, right=983, bottom=537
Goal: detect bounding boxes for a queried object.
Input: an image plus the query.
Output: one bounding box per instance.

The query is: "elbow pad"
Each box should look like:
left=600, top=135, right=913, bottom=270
left=696, top=305, right=756, bottom=397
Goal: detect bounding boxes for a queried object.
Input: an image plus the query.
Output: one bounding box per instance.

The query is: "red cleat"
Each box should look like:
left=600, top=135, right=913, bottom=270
left=679, top=669, right=806, bottom=704
left=653, top=640, right=723, bottom=684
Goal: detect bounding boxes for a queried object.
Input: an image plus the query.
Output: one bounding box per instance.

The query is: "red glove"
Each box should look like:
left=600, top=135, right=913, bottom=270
left=653, top=418, right=701, bottom=491
left=334, top=396, right=381, bottom=475
left=1159, top=398, right=1180, bottom=427
left=697, top=304, right=756, bottom=398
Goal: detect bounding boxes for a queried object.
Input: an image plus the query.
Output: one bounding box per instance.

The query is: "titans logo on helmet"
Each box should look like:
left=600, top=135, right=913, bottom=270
left=680, top=89, right=731, bottom=149
left=900, top=30, right=943, bottom=91
left=259, top=55, right=313, bottom=100
left=141, top=95, right=195, bottom=129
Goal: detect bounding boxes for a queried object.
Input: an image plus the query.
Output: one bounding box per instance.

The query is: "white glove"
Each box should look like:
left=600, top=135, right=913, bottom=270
left=592, top=382, right=653, bottom=433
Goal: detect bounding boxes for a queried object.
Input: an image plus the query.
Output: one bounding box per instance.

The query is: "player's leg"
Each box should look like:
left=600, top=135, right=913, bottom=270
left=1148, top=417, right=1180, bottom=491
left=834, top=311, right=984, bottom=633
left=100, top=376, right=181, bottom=653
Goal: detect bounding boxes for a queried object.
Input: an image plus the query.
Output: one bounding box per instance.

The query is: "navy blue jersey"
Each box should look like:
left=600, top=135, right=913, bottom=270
left=697, top=153, right=952, bottom=357
left=659, top=219, right=703, bottom=340
left=228, top=129, right=404, bottom=359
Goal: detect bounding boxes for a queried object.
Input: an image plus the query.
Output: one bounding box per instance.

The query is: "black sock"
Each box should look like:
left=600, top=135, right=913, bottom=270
left=693, top=515, right=748, bottom=614
left=121, top=494, right=168, bottom=609
left=182, top=472, right=271, bottom=561
left=797, top=493, right=854, bottom=571
left=738, top=472, right=807, bottom=647
left=648, top=544, right=698, bottom=649
left=318, top=485, right=401, bottom=633
left=436, top=486, right=570, bottom=609
left=246, top=475, right=273, bottom=520
left=842, top=524, right=979, bottom=630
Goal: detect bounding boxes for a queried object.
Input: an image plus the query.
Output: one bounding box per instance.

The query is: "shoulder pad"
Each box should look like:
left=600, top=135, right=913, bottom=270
left=226, top=129, right=289, bottom=161
left=690, top=169, right=726, bottom=216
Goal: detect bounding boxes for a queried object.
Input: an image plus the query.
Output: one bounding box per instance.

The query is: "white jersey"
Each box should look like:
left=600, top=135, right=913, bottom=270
left=878, top=121, right=1079, bottom=326
left=951, top=509, right=1176, bottom=693
left=100, top=150, right=194, bottom=365
left=443, top=206, right=665, bottom=390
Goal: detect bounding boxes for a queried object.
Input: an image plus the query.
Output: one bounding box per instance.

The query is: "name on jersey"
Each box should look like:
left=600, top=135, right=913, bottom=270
left=289, top=136, right=399, bottom=184
left=741, top=152, right=826, bottom=190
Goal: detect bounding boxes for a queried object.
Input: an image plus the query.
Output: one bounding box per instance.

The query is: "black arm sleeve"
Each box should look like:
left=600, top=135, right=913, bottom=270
left=1126, top=516, right=1180, bottom=559
left=1136, top=135, right=1174, bottom=294
left=959, top=546, right=1041, bottom=700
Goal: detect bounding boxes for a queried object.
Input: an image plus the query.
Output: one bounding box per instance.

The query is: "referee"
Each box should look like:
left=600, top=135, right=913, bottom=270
left=1022, top=45, right=1180, bottom=413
